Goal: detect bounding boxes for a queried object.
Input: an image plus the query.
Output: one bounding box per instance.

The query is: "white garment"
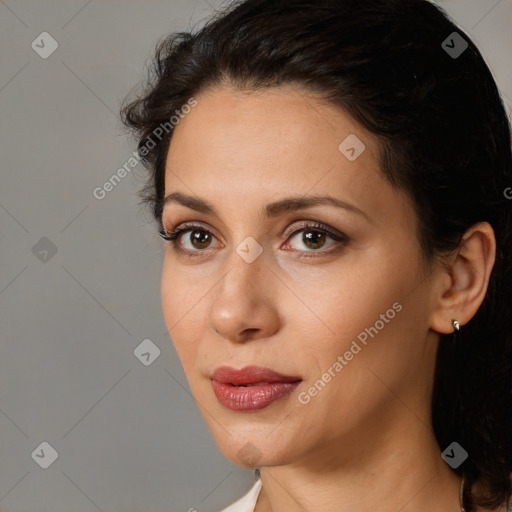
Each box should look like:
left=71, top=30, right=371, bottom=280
left=220, top=477, right=262, bottom=512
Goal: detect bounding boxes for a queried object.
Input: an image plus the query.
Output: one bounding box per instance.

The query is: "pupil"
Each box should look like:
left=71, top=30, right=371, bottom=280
left=304, top=231, right=325, bottom=249
left=191, top=230, right=211, bottom=249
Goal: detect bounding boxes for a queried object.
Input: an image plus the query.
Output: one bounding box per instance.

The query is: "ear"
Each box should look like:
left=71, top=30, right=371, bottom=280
left=429, top=222, right=496, bottom=334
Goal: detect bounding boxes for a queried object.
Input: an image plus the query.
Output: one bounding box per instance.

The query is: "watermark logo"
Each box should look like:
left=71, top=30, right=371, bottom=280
left=134, top=339, right=161, bottom=366
left=236, top=237, right=263, bottom=263
left=442, top=441, right=468, bottom=469
left=31, top=32, right=58, bottom=59
left=339, top=134, right=366, bottom=161
left=32, top=237, right=58, bottom=263
left=31, top=441, right=59, bottom=469
left=441, top=32, right=468, bottom=59
left=237, top=441, right=263, bottom=467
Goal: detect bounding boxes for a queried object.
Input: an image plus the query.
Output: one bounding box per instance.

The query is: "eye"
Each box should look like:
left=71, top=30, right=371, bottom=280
left=158, top=223, right=221, bottom=253
left=282, top=222, right=350, bottom=256
left=158, top=221, right=350, bottom=258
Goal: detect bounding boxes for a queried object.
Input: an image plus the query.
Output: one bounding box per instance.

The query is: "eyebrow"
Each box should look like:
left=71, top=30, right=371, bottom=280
left=162, top=191, right=371, bottom=222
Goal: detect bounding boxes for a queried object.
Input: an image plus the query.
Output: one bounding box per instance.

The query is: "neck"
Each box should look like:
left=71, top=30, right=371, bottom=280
left=254, top=415, right=463, bottom=512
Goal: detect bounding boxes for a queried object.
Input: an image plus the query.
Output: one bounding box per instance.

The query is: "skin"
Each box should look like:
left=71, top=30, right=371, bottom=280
left=160, top=84, right=496, bottom=512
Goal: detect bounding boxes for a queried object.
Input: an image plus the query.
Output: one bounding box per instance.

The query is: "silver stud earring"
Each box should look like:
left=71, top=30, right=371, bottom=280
left=452, top=319, right=460, bottom=332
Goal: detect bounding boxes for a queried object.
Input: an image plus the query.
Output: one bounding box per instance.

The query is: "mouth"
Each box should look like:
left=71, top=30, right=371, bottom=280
left=233, top=382, right=273, bottom=387
left=210, top=366, right=302, bottom=411
left=211, top=365, right=302, bottom=385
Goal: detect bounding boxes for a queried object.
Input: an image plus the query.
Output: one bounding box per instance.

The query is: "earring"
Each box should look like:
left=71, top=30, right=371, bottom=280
left=452, top=319, right=460, bottom=332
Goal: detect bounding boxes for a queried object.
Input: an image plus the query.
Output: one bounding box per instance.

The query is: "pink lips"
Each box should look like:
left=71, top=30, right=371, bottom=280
left=210, top=365, right=302, bottom=411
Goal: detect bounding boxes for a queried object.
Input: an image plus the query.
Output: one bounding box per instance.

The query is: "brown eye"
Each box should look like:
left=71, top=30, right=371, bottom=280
left=160, top=224, right=221, bottom=254
left=187, top=229, right=213, bottom=250
left=286, top=229, right=333, bottom=251
left=160, top=221, right=349, bottom=259
left=285, top=222, right=349, bottom=254
left=300, top=230, right=328, bottom=250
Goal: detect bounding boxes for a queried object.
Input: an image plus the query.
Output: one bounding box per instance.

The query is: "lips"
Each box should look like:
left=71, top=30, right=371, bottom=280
left=210, top=366, right=302, bottom=411
left=211, top=365, right=302, bottom=386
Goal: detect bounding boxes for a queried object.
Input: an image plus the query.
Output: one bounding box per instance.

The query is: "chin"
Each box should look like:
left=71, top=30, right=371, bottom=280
left=209, top=425, right=296, bottom=468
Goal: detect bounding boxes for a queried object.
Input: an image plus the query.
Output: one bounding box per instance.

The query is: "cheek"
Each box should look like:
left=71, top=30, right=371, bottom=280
left=305, top=285, right=430, bottom=420
left=160, top=257, right=205, bottom=367
left=286, top=256, right=408, bottom=349
left=291, top=246, right=425, bottom=393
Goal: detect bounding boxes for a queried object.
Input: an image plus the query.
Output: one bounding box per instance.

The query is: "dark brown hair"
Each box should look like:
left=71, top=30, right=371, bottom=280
left=120, top=1, right=512, bottom=509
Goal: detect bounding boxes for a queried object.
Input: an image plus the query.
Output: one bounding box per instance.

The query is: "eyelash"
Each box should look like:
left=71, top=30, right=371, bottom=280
left=158, top=221, right=350, bottom=259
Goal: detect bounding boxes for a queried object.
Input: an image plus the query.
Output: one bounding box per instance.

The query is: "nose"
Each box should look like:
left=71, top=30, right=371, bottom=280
left=209, top=250, right=280, bottom=343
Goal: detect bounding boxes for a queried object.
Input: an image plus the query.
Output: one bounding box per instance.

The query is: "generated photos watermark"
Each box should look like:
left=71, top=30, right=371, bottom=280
left=93, top=97, right=198, bottom=200
left=298, top=301, right=403, bottom=404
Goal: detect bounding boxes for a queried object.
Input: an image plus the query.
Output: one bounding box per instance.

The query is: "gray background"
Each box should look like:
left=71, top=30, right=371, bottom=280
left=0, top=1, right=511, bottom=511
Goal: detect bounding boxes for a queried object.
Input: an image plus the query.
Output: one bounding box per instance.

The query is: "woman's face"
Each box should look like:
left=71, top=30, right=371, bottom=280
left=161, top=84, right=441, bottom=469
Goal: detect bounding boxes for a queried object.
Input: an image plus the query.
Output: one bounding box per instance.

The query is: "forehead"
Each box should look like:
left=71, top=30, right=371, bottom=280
left=162, top=84, right=410, bottom=225
left=168, top=85, right=372, bottom=171
left=167, top=84, right=376, bottom=164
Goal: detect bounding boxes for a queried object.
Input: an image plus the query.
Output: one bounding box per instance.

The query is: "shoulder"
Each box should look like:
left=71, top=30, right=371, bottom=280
left=219, top=477, right=262, bottom=512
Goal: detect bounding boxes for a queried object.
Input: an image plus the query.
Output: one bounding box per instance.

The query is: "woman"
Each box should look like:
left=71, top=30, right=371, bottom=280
left=120, top=0, right=512, bottom=510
